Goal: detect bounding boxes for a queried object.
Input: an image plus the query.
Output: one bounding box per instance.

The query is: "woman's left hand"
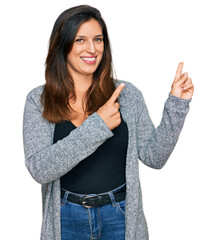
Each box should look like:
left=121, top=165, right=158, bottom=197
left=170, top=62, right=194, bottom=100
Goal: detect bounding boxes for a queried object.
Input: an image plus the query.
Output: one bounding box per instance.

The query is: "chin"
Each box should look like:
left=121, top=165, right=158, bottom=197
left=83, top=68, right=98, bottom=75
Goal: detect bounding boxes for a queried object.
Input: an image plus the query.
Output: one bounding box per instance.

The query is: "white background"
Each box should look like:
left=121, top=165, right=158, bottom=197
left=1, top=0, right=215, bottom=239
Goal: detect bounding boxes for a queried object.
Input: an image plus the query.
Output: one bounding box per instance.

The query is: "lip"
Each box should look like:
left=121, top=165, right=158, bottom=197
left=81, top=55, right=97, bottom=58
left=80, top=56, right=97, bottom=64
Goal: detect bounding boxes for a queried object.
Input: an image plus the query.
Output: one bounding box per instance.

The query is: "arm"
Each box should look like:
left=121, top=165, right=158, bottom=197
left=23, top=93, right=114, bottom=184
left=137, top=62, right=194, bottom=169
left=136, top=91, right=191, bottom=169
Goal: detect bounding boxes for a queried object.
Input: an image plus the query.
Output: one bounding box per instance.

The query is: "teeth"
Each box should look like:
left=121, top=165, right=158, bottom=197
left=81, top=57, right=96, bottom=61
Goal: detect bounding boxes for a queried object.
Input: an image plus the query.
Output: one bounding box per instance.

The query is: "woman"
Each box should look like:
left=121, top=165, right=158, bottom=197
left=23, top=5, right=194, bottom=240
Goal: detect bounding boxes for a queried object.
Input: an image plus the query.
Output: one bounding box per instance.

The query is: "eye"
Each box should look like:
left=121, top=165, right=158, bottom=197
left=95, top=38, right=103, bottom=42
left=75, top=38, right=84, bottom=43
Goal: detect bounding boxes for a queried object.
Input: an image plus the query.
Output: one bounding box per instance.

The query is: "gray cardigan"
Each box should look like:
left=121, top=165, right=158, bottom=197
left=23, top=79, right=191, bottom=239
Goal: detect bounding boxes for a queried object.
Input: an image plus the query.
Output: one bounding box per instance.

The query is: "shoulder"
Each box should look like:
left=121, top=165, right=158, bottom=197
left=26, top=84, right=45, bottom=99
left=114, top=79, right=144, bottom=102
left=25, top=84, right=45, bottom=110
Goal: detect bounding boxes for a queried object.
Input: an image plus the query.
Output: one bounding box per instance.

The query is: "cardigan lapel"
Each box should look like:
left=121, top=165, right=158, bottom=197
left=118, top=88, right=141, bottom=239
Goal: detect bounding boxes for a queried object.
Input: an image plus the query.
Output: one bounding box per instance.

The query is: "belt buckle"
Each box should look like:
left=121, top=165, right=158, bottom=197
left=82, top=195, right=95, bottom=208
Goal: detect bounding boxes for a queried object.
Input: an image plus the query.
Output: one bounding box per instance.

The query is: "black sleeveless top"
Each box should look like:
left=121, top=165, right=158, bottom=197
left=53, top=111, right=128, bottom=194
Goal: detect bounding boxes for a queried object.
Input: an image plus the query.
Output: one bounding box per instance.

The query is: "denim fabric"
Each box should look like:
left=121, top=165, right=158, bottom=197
left=61, top=183, right=126, bottom=240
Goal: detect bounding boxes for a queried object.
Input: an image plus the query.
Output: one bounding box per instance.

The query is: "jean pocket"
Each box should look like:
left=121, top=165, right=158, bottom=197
left=116, top=200, right=125, bottom=215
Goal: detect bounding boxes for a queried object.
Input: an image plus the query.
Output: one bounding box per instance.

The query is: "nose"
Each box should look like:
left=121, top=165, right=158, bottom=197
left=86, top=40, right=96, bottom=53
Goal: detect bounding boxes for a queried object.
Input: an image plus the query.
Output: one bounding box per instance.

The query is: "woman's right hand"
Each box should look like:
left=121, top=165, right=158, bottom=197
left=96, top=83, right=125, bottom=130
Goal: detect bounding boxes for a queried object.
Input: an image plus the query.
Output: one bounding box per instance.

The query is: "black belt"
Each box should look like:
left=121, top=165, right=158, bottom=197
left=61, top=188, right=126, bottom=208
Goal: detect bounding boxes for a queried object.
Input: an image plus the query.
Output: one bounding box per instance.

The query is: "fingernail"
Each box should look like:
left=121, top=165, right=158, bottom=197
left=121, top=83, right=125, bottom=87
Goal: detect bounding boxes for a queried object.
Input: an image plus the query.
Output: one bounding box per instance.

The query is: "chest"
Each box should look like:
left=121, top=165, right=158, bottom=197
left=69, top=101, right=89, bottom=128
left=69, top=93, right=137, bottom=129
left=70, top=117, right=87, bottom=128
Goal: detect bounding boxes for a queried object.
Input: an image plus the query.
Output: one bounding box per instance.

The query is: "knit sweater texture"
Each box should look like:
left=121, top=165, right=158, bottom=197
left=23, top=79, right=191, bottom=240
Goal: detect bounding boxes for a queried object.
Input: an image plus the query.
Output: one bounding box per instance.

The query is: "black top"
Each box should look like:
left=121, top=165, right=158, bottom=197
left=53, top=111, right=128, bottom=194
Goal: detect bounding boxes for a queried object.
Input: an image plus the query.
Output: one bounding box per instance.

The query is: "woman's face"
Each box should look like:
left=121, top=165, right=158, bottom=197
left=67, top=18, right=104, bottom=79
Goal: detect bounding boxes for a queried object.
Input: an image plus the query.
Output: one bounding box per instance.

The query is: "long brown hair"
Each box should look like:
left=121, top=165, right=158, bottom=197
left=41, top=5, right=118, bottom=123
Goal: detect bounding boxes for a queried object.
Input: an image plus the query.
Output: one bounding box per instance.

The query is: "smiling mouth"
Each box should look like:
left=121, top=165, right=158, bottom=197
left=81, top=57, right=96, bottom=61
left=80, top=56, right=97, bottom=64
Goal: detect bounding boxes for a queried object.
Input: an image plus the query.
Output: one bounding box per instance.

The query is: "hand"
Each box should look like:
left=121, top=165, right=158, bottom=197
left=170, top=62, right=194, bottom=100
left=96, top=83, right=125, bottom=130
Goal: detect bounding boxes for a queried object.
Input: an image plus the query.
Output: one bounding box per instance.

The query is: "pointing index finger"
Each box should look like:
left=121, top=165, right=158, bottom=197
left=109, top=83, right=125, bottom=103
left=175, top=62, right=184, bottom=82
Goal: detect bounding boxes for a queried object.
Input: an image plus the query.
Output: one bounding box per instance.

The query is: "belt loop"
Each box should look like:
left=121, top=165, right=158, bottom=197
left=108, top=192, right=117, bottom=207
left=61, top=190, right=69, bottom=206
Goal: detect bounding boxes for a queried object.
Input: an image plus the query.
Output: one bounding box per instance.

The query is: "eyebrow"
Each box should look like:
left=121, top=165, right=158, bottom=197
left=76, top=34, right=103, bottom=38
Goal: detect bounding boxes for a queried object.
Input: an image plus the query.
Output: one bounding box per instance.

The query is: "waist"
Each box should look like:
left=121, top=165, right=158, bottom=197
left=61, top=183, right=126, bottom=208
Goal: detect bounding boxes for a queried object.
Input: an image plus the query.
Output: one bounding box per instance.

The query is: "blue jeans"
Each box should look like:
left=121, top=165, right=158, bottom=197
left=61, top=183, right=126, bottom=240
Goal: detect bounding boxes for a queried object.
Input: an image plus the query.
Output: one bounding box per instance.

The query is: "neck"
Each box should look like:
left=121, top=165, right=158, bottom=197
left=68, top=71, right=93, bottom=96
left=74, top=75, right=92, bottom=94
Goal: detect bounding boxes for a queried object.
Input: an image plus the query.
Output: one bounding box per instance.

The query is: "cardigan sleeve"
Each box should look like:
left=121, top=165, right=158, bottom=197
left=23, top=92, right=114, bottom=184
left=136, top=90, right=191, bottom=169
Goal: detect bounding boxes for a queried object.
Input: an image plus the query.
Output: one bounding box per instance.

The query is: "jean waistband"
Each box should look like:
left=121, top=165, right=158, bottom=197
left=61, top=182, right=126, bottom=198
